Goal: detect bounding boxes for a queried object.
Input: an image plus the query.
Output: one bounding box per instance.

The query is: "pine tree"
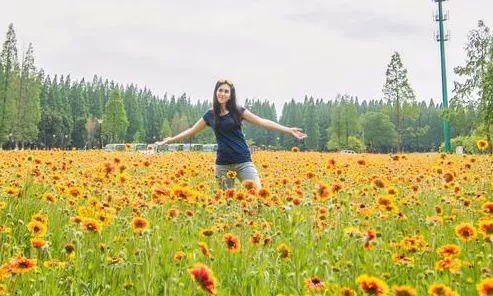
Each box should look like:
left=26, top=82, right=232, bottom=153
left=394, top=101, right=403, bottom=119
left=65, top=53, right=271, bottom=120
left=12, top=43, right=41, bottom=148
left=382, top=52, right=417, bottom=152
left=0, top=24, right=19, bottom=144
left=170, top=112, right=189, bottom=139
left=160, top=119, right=172, bottom=139
left=124, top=84, right=144, bottom=141
left=71, top=79, right=89, bottom=148
left=303, top=97, right=319, bottom=150
left=101, top=89, right=128, bottom=143
left=328, top=99, right=344, bottom=150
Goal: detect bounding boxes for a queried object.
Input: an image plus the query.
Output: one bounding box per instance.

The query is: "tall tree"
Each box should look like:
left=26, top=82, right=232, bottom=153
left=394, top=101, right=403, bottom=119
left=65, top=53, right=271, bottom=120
left=316, top=99, right=331, bottom=151
left=159, top=119, right=172, bottom=139
left=71, top=79, right=89, bottom=149
left=382, top=52, right=417, bottom=152
left=170, top=112, right=189, bottom=140
left=12, top=43, right=41, bottom=148
left=328, top=100, right=344, bottom=149
left=124, top=84, right=144, bottom=142
left=0, top=24, right=19, bottom=144
left=452, top=20, right=493, bottom=152
left=361, top=112, right=398, bottom=153
left=452, top=20, right=491, bottom=105
left=303, top=96, right=319, bottom=150
left=101, top=89, right=128, bottom=143
left=327, top=95, right=359, bottom=150
left=480, top=47, right=493, bottom=151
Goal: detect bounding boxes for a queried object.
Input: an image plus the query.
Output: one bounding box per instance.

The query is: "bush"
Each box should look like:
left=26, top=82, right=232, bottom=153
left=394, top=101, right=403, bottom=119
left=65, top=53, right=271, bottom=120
left=347, top=136, right=366, bottom=153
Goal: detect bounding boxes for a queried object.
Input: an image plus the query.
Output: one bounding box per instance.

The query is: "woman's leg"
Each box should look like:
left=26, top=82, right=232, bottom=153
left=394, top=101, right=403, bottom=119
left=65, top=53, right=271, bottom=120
left=235, top=162, right=261, bottom=189
left=215, top=164, right=235, bottom=190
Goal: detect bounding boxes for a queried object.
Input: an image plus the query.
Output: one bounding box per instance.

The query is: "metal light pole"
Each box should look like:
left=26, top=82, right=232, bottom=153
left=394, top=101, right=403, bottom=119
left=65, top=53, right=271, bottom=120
left=433, top=0, right=451, bottom=153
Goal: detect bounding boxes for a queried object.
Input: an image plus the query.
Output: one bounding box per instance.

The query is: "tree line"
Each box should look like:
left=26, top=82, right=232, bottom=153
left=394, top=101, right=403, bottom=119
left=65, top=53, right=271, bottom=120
left=0, top=21, right=492, bottom=153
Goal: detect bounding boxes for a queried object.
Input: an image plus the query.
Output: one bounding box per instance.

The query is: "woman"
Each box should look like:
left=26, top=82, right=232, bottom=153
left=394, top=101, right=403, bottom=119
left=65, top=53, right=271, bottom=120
left=156, top=79, right=307, bottom=189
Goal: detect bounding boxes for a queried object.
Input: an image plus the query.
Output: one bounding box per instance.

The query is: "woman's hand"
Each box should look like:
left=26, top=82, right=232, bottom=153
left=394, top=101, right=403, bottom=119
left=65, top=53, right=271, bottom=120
left=289, top=128, right=307, bottom=140
left=155, top=137, right=172, bottom=145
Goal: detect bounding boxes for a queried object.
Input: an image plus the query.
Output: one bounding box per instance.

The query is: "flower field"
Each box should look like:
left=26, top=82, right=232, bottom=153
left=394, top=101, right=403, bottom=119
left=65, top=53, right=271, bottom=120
left=0, top=150, right=493, bottom=295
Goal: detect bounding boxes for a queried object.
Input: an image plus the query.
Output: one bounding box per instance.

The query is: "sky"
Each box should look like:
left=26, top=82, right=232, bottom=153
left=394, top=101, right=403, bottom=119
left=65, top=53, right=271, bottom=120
left=1, top=0, right=492, bottom=114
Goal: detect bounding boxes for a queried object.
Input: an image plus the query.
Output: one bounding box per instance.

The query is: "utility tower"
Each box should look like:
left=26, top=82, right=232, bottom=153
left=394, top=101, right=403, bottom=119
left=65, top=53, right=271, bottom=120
left=433, top=0, right=451, bottom=153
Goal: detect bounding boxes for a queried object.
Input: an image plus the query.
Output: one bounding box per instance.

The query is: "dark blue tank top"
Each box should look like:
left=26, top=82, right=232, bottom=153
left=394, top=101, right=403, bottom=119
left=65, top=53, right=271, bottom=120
left=202, top=107, right=252, bottom=165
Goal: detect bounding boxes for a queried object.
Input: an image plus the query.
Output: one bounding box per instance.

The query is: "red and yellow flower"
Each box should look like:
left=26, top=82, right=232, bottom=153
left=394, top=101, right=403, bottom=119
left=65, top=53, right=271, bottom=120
left=222, top=233, right=240, bottom=252
left=131, top=217, right=149, bottom=234
left=455, top=223, right=477, bottom=242
left=304, top=277, right=326, bottom=292
left=356, top=274, right=389, bottom=295
left=477, top=277, right=493, bottom=296
left=188, top=263, right=217, bottom=295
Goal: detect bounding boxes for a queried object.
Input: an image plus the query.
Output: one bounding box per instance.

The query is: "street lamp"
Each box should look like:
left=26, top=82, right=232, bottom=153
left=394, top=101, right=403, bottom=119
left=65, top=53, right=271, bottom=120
left=52, top=134, right=56, bottom=149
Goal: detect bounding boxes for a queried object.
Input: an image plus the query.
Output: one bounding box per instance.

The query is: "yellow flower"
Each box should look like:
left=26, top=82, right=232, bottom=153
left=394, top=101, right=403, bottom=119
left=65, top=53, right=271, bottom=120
left=356, top=274, right=389, bottom=295
left=477, top=139, right=489, bottom=150
left=27, top=221, right=47, bottom=237
left=477, top=277, right=493, bottom=296
left=392, top=285, right=417, bottom=296
left=435, top=258, right=461, bottom=273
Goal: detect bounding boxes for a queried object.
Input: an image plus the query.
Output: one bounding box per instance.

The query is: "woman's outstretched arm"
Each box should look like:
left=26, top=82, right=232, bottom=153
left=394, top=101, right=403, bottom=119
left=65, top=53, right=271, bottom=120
left=242, top=109, right=307, bottom=140
left=155, top=118, right=207, bottom=145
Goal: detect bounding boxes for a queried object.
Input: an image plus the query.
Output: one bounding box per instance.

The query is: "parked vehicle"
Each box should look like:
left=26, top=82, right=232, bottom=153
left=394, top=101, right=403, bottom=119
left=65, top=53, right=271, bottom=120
left=104, top=144, right=126, bottom=152
left=104, top=143, right=219, bottom=154
left=340, top=149, right=357, bottom=154
left=203, top=144, right=218, bottom=152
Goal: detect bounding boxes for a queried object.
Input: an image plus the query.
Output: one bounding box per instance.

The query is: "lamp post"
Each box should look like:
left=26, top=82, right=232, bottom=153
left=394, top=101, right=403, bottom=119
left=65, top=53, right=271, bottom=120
left=52, top=134, right=56, bottom=149
left=433, top=0, right=451, bottom=153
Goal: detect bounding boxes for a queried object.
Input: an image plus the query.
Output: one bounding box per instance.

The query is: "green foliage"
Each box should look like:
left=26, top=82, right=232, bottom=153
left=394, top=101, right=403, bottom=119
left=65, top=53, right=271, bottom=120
left=1, top=22, right=492, bottom=153
left=347, top=136, right=365, bottom=153
left=12, top=43, right=41, bottom=148
left=159, top=119, right=172, bottom=139
left=243, top=99, right=279, bottom=148
left=124, top=84, right=143, bottom=142
left=101, top=90, right=128, bottom=143
left=0, top=23, right=19, bottom=143
left=170, top=112, right=189, bottom=138
left=439, top=133, right=490, bottom=154
left=327, top=95, right=360, bottom=150
left=453, top=20, right=493, bottom=153
left=481, top=47, right=493, bottom=152
left=361, top=112, right=398, bottom=152
left=452, top=20, right=492, bottom=106
left=302, top=97, right=319, bottom=150
left=382, top=52, right=417, bottom=151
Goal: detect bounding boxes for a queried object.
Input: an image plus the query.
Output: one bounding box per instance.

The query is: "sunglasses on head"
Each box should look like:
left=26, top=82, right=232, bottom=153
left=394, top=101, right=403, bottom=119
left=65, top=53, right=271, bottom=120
left=218, top=78, right=234, bottom=86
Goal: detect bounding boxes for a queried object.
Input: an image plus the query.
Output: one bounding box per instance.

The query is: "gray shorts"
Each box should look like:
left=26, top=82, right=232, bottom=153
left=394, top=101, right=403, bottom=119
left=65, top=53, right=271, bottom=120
left=215, top=161, right=261, bottom=190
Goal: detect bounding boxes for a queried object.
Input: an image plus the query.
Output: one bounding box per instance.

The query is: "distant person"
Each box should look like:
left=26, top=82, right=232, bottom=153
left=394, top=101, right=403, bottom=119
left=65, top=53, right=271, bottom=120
left=155, top=78, right=307, bottom=189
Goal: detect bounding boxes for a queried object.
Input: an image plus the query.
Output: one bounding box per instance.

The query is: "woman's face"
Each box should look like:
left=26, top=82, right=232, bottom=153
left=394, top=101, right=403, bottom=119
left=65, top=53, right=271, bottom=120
left=216, top=83, right=231, bottom=105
